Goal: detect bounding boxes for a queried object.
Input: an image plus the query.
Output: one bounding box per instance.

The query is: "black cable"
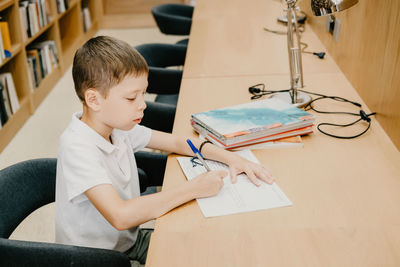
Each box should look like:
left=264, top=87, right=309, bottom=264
left=264, top=23, right=325, bottom=59
left=300, top=42, right=325, bottom=59
left=248, top=84, right=377, bottom=139
left=249, top=84, right=290, bottom=100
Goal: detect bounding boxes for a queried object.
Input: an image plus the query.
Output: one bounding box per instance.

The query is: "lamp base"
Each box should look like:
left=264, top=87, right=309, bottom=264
left=269, top=91, right=312, bottom=108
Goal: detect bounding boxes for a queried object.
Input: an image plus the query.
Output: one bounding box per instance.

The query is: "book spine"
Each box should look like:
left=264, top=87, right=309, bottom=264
left=34, top=0, right=44, bottom=29
left=191, top=116, right=226, bottom=141
left=0, top=76, right=12, bottom=119
left=0, top=27, right=5, bottom=62
left=0, top=22, right=12, bottom=52
left=26, top=57, right=36, bottom=90
left=19, top=7, right=29, bottom=41
left=3, top=73, right=19, bottom=114
left=28, top=4, right=38, bottom=36
left=0, top=81, right=8, bottom=126
left=44, top=0, right=52, bottom=22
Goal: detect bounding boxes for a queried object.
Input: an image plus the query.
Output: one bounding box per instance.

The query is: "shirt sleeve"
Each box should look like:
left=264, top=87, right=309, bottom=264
left=59, top=140, right=112, bottom=205
left=125, top=124, right=152, bottom=152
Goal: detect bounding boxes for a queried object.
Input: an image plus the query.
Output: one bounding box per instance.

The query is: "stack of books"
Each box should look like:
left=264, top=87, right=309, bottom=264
left=191, top=98, right=314, bottom=150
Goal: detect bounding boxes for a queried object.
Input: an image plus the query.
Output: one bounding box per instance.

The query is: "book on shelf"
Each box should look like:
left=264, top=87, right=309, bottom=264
left=82, top=6, right=92, bottom=32
left=56, top=0, right=69, bottom=14
left=0, top=22, right=11, bottom=57
left=0, top=82, right=4, bottom=128
left=0, top=27, right=4, bottom=63
left=0, top=79, right=11, bottom=126
left=27, top=49, right=43, bottom=88
left=18, top=5, right=29, bottom=41
left=191, top=98, right=314, bottom=150
left=0, top=73, right=19, bottom=116
left=27, top=40, right=59, bottom=88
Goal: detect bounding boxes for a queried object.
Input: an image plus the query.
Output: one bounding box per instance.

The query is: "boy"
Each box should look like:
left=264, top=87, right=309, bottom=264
left=55, top=36, right=274, bottom=265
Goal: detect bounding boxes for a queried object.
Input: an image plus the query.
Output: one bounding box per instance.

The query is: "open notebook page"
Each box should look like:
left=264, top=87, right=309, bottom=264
left=176, top=149, right=292, bottom=217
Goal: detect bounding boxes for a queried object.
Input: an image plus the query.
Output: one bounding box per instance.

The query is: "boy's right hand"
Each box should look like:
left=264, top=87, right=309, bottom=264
left=189, top=170, right=227, bottom=199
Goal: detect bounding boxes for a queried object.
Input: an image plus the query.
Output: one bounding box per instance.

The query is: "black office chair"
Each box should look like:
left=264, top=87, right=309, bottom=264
left=135, top=42, right=186, bottom=107
left=135, top=43, right=187, bottom=132
left=0, top=156, right=166, bottom=266
left=151, top=3, right=193, bottom=45
left=142, top=100, right=176, bottom=133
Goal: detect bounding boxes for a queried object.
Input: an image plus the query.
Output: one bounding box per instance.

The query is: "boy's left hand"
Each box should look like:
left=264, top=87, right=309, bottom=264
left=227, top=155, right=274, bottom=186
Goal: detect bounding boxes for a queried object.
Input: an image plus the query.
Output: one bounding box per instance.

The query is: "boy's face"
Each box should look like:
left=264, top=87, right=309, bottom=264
left=97, top=74, right=148, bottom=131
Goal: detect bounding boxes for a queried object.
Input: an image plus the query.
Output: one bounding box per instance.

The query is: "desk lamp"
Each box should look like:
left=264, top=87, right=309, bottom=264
left=272, top=0, right=358, bottom=107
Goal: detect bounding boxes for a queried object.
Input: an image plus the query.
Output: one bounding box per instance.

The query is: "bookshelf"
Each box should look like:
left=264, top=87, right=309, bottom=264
left=0, top=0, right=100, bottom=152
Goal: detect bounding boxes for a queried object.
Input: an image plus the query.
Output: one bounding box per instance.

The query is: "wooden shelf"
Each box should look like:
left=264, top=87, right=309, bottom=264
left=0, top=43, right=22, bottom=68
left=0, top=98, right=31, bottom=152
left=24, top=20, right=56, bottom=46
left=0, top=0, right=100, bottom=152
left=0, top=0, right=13, bottom=11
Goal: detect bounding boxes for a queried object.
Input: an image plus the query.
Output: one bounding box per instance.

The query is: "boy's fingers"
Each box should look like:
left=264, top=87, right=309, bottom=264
left=218, top=170, right=228, bottom=178
left=229, top=167, right=238, bottom=184
left=245, top=169, right=261, bottom=186
left=255, top=168, right=274, bottom=184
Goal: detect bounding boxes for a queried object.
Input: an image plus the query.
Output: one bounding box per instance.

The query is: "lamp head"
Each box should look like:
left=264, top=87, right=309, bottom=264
left=311, top=0, right=358, bottom=16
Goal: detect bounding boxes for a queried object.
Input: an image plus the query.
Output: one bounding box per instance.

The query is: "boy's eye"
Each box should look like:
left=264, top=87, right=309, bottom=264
left=126, top=98, right=136, bottom=101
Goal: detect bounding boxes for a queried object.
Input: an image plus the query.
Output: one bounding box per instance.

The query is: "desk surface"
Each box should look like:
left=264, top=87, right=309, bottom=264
left=146, top=0, right=400, bottom=266
left=183, top=0, right=341, bottom=78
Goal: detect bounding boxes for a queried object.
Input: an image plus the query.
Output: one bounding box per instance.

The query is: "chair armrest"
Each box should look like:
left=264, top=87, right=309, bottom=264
left=0, top=238, right=131, bottom=267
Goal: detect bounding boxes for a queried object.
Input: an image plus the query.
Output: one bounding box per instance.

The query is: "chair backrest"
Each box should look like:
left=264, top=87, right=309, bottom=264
left=0, top=158, right=57, bottom=238
left=135, top=43, right=186, bottom=95
left=135, top=43, right=187, bottom=67
left=151, top=4, right=193, bottom=35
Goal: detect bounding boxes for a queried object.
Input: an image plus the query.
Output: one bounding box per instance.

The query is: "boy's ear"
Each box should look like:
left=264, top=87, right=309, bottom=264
left=84, top=89, right=102, bottom=111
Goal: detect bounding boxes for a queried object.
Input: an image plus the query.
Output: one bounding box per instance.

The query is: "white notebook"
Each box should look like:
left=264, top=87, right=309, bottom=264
left=177, top=149, right=292, bottom=217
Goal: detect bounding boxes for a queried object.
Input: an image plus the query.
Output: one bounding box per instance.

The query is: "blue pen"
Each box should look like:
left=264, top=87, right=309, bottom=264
left=186, top=139, right=211, bottom=171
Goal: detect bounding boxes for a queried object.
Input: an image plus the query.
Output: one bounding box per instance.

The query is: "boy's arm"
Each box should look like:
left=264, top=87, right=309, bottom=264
left=147, top=130, right=274, bottom=185
left=85, top=170, right=226, bottom=231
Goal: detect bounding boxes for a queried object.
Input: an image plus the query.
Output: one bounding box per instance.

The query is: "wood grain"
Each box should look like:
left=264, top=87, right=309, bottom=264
left=299, top=0, right=400, bottom=150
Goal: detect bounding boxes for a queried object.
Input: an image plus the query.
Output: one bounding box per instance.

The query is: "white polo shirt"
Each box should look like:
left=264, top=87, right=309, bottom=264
left=55, top=112, right=152, bottom=252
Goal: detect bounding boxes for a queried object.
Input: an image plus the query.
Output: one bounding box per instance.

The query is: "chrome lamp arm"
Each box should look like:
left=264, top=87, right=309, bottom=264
left=286, top=0, right=304, bottom=104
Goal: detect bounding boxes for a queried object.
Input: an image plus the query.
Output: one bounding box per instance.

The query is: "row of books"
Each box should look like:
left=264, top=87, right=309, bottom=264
left=19, top=0, right=52, bottom=41
left=0, top=22, right=11, bottom=63
left=27, top=40, right=59, bottom=90
left=56, top=0, right=69, bottom=14
left=0, top=73, right=19, bottom=128
left=191, top=98, right=315, bottom=150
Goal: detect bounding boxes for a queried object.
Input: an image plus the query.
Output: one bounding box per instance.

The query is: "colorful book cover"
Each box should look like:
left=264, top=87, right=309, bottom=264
left=192, top=98, right=314, bottom=144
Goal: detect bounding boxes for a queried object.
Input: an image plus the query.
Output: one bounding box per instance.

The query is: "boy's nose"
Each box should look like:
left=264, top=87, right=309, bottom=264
left=139, top=98, right=146, bottom=111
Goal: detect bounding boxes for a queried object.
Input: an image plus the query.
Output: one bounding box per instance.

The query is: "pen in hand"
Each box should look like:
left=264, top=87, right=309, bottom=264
left=186, top=139, right=211, bottom=171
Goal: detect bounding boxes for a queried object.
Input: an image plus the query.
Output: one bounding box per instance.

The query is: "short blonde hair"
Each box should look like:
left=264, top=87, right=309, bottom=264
left=72, top=36, right=149, bottom=103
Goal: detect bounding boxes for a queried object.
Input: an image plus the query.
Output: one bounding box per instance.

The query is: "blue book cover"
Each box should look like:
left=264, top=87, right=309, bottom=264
left=192, top=98, right=314, bottom=142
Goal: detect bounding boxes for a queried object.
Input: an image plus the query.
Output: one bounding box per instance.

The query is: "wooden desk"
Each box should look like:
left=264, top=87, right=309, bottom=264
left=147, top=0, right=400, bottom=266
left=183, top=0, right=341, bottom=78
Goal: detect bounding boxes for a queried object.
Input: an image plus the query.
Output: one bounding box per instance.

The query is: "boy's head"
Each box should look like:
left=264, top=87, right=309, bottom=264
left=72, top=36, right=149, bottom=104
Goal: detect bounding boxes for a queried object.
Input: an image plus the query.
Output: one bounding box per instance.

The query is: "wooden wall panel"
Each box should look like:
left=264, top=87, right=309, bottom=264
left=299, top=0, right=400, bottom=150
